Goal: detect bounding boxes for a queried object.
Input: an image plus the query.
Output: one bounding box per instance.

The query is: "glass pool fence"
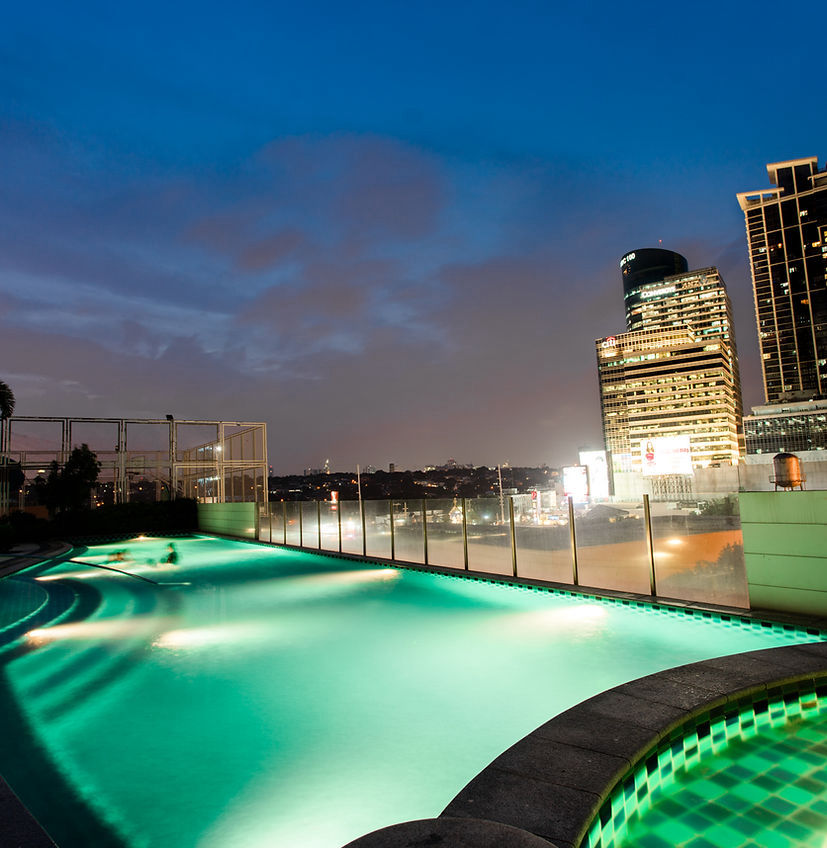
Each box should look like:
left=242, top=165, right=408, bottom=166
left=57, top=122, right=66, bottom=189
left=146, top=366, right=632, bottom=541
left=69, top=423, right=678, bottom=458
left=258, top=494, right=748, bottom=608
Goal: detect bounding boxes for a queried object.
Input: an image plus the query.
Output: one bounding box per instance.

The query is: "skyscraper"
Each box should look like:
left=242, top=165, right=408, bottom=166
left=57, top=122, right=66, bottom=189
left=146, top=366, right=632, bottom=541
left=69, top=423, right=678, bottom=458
left=621, top=247, right=688, bottom=331
left=737, top=157, right=827, bottom=403
left=597, top=250, right=742, bottom=485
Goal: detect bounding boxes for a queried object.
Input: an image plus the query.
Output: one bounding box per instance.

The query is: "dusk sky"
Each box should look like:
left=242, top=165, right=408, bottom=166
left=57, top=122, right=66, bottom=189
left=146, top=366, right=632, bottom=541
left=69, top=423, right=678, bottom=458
left=2, top=0, right=824, bottom=473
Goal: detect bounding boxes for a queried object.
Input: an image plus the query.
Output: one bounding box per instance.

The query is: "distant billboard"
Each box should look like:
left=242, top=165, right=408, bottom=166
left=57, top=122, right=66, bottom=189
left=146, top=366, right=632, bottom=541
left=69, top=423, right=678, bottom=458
left=640, top=436, right=693, bottom=476
left=562, top=465, right=589, bottom=501
left=578, top=449, right=610, bottom=499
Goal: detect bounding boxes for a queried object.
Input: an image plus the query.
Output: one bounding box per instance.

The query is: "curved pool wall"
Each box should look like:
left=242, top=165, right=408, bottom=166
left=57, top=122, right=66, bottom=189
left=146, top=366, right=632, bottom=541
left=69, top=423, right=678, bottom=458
left=0, top=536, right=824, bottom=848
left=349, top=643, right=827, bottom=847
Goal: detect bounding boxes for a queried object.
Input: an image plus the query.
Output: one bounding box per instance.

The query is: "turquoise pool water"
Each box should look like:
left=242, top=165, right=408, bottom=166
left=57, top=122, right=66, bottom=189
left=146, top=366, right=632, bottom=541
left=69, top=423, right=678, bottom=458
left=610, top=696, right=827, bottom=848
left=0, top=536, right=819, bottom=848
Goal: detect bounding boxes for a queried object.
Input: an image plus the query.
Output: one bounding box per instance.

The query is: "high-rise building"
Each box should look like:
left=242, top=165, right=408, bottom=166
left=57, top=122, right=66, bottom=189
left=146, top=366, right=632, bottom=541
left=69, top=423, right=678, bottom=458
left=737, top=157, right=827, bottom=403
left=597, top=328, right=741, bottom=473
left=597, top=250, right=743, bottom=482
left=743, top=399, right=827, bottom=456
left=621, top=248, right=689, bottom=331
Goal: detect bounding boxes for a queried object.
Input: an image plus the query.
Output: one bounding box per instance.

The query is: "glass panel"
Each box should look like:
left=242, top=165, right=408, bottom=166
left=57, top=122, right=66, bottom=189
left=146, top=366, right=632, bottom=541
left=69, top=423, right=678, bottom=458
left=284, top=502, right=301, bottom=546
left=364, top=500, right=392, bottom=560
left=320, top=502, right=340, bottom=551
left=466, top=498, right=512, bottom=575
left=574, top=501, right=650, bottom=593
left=426, top=498, right=465, bottom=569
left=651, top=494, right=748, bottom=608
left=392, top=500, right=425, bottom=564
left=340, top=501, right=363, bottom=555
left=301, top=502, right=320, bottom=549
left=270, top=502, right=286, bottom=546
left=514, top=499, right=573, bottom=583
left=258, top=505, right=271, bottom=542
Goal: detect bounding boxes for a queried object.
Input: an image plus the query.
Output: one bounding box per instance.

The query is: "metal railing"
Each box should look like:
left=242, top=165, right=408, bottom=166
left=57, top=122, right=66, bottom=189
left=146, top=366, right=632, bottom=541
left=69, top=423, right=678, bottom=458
left=259, top=494, right=749, bottom=608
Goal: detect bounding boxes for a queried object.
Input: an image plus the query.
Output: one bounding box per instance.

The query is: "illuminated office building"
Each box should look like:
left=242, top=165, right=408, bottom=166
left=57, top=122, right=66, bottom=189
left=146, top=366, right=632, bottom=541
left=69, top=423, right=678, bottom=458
left=597, top=250, right=743, bottom=479
left=743, top=399, right=827, bottom=455
left=597, top=328, right=741, bottom=472
left=737, top=157, right=827, bottom=403
left=621, top=248, right=689, bottom=331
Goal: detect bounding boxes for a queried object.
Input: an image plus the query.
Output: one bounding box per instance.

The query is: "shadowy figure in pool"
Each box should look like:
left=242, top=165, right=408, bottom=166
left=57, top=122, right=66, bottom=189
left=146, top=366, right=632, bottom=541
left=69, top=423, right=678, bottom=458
left=163, top=543, right=179, bottom=566
left=106, top=549, right=131, bottom=564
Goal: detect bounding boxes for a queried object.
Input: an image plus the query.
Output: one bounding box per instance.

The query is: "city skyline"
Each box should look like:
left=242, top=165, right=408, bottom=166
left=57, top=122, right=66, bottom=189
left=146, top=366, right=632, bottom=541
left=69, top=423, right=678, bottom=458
left=1, top=1, right=824, bottom=474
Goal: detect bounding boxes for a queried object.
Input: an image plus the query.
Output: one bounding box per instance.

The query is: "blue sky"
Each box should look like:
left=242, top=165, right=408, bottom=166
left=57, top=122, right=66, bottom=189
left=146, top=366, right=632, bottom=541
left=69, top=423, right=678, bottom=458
left=1, top=0, right=824, bottom=472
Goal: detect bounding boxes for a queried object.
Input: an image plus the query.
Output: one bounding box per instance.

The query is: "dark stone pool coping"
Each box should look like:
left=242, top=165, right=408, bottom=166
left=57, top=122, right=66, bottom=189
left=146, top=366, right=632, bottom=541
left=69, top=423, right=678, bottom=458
left=344, top=641, right=827, bottom=848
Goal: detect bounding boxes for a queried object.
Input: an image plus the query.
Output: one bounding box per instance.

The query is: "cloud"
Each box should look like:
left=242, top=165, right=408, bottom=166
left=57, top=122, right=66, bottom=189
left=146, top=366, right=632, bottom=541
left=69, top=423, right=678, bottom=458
left=237, top=229, right=306, bottom=271
left=0, top=121, right=762, bottom=472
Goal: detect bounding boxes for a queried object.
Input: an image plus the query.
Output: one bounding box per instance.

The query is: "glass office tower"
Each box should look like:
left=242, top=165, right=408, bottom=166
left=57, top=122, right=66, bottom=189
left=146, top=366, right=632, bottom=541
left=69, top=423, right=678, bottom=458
left=737, top=157, right=827, bottom=403
left=597, top=250, right=743, bottom=480
left=621, top=248, right=689, bottom=331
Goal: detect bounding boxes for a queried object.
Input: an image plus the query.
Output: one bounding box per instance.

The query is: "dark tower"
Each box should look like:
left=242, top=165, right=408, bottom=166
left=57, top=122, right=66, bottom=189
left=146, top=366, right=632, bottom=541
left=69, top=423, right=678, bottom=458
left=620, top=248, right=688, bottom=332
left=737, top=157, right=827, bottom=403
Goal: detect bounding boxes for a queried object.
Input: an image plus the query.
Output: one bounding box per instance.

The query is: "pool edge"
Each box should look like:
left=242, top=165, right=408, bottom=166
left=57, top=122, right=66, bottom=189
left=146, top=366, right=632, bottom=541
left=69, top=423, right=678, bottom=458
left=345, top=643, right=827, bottom=848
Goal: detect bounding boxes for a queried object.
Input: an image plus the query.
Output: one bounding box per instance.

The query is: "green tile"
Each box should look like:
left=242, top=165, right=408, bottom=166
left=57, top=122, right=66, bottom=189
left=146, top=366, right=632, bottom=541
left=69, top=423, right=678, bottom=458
left=774, top=818, right=811, bottom=840
left=704, top=823, right=748, bottom=847
left=764, top=795, right=798, bottom=816
left=778, top=784, right=816, bottom=806
left=792, top=807, right=827, bottom=830
left=684, top=837, right=720, bottom=848
left=615, top=709, right=827, bottom=848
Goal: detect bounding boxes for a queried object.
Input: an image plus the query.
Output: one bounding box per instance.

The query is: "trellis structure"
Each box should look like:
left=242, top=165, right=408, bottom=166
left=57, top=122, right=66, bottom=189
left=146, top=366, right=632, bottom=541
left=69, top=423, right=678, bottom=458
left=1, top=416, right=268, bottom=511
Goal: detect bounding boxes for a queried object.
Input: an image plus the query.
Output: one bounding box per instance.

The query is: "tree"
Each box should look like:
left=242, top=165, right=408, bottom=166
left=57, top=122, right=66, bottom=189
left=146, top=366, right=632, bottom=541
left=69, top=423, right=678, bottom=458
left=0, top=379, right=15, bottom=517
left=43, top=445, right=101, bottom=515
left=0, top=380, right=13, bottom=421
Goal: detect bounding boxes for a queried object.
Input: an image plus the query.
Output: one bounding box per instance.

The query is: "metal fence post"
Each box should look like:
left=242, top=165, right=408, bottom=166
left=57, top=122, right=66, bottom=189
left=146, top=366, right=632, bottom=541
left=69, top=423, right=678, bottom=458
left=462, top=497, right=469, bottom=570
left=568, top=495, right=579, bottom=585
left=389, top=501, right=396, bottom=561
left=317, top=500, right=322, bottom=550
left=509, top=497, right=518, bottom=577
left=269, top=505, right=273, bottom=544
left=361, top=499, right=367, bottom=557
left=643, top=493, right=657, bottom=596
left=299, top=504, right=303, bottom=548
left=421, top=501, right=429, bottom=566
left=282, top=501, right=287, bottom=546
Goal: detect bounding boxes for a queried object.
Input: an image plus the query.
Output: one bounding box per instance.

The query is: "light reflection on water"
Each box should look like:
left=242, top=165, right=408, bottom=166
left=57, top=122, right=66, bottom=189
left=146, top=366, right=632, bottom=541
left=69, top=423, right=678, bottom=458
left=1, top=537, right=819, bottom=848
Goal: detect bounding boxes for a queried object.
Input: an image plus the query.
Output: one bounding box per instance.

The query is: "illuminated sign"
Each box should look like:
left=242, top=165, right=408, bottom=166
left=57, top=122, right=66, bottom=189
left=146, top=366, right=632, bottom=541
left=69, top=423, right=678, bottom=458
left=601, top=336, right=617, bottom=348
left=640, top=436, right=693, bottom=476
left=620, top=252, right=636, bottom=268
left=640, top=285, right=676, bottom=299
left=562, top=465, right=589, bottom=501
left=578, top=450, right=610, bottom=499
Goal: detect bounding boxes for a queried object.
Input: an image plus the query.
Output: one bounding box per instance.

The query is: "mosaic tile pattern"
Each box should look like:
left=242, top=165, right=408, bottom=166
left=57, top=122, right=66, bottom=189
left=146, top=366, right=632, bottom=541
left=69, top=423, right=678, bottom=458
left=586, top=689, right=827, bottom=848
left=423, top=571, right=823, bottom=642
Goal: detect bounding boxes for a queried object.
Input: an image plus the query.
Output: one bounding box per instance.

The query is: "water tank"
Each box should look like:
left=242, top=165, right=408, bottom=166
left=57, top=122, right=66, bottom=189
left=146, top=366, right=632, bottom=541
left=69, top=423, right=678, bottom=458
left=772, top=452, right=806, bottom=490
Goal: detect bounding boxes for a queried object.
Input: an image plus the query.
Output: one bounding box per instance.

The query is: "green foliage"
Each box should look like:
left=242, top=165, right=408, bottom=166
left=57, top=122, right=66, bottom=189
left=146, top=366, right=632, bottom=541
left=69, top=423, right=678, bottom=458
left=50, top=498, right=198, bottom=538
left=700, top=495, right=737, bottom=516
left=0, top=499, right=199, bottom=548
left=42, top=444, right=102, bottom=515
left=0, top=458, right=24, bottom=492
left=0, top=380, right=14, bottom=421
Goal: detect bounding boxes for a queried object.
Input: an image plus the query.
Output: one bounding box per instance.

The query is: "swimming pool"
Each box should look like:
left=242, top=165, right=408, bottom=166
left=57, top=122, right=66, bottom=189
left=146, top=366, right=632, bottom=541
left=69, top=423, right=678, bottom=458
left=0, top=535, right=820, bottom=848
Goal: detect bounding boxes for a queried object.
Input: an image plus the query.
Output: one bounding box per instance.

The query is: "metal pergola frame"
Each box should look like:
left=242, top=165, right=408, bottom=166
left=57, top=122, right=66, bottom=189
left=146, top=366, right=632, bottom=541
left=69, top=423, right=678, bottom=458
left=1, top=416, right=268, bottom=508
